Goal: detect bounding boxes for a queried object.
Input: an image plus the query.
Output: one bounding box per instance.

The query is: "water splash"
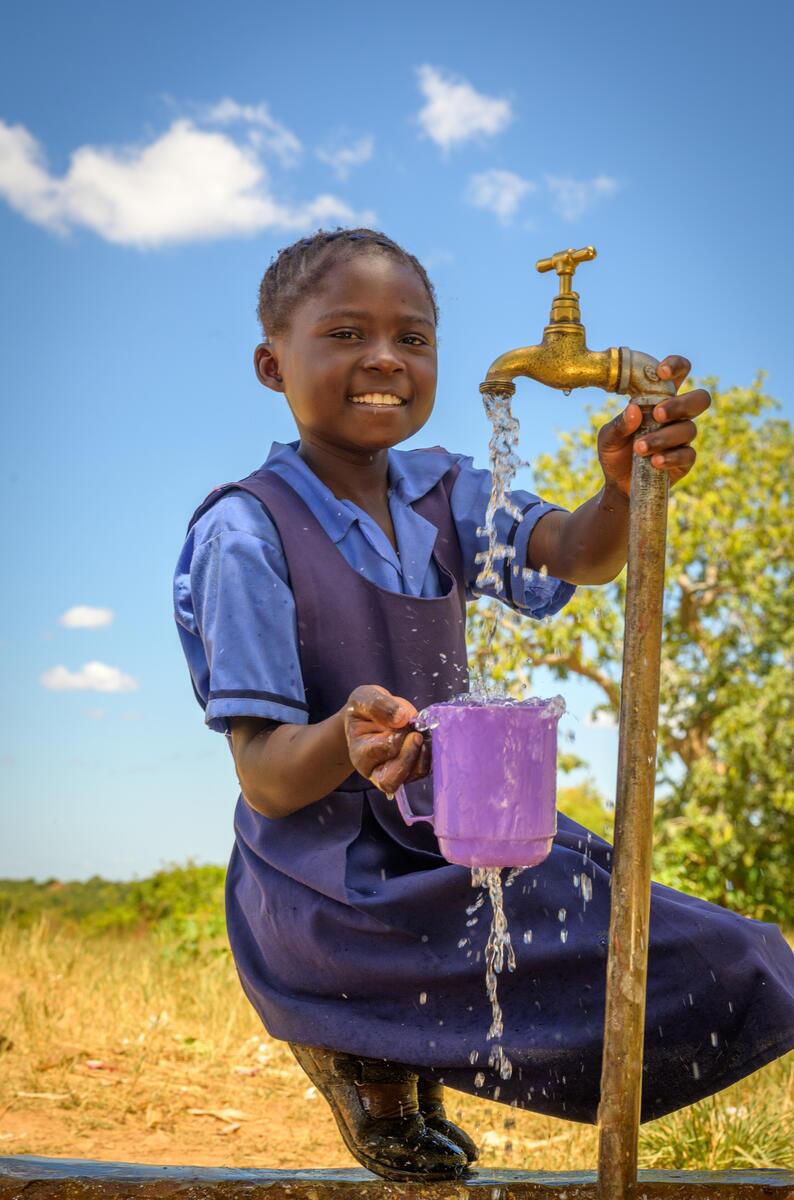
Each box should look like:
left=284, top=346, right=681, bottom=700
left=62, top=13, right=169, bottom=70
left=413, top=689, right=565, bottom=732
left=471, top=866, right=516, bottom=1079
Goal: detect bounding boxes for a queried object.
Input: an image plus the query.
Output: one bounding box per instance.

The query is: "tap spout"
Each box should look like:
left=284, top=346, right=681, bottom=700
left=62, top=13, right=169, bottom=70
left=481, top=333, right=620, bottom=396
left=481, top=340, right=676, bottom=404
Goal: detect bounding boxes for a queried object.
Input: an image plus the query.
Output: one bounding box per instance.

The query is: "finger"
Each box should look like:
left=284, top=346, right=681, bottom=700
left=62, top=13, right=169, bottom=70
left=405, top=736, right=432, bottom=783
left=371, top=731, right=423, bottom=794
left=348, top=686, right=416, bottom=729
left=652, top=389, right=711, bottom=424
left=352, top=728, right=410, bottom=777
left=634, top=419, right=697, bottom=456
left=656, top=355, right=691, bottom=389
left=648, top=446, right=696, bottom=473
left=386, top=694, right=420, bottom=728
left=598, top=402, right=642, bottom=449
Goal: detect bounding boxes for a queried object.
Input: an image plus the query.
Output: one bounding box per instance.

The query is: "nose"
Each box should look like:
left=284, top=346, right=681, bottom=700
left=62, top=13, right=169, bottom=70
left=360, top=338, right=406, bottom=374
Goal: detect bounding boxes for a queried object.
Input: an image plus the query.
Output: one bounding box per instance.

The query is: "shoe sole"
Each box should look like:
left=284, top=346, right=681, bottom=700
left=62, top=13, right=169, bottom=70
left=290, top=1044, right=467, bottom=1182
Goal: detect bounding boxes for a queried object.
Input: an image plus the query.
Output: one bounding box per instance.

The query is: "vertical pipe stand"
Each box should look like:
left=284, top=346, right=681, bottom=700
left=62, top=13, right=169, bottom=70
left=597, top=404, right=670, bottom=1200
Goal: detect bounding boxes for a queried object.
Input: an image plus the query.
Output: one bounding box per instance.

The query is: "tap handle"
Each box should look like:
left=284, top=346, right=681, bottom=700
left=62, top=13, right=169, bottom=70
left=536, top=246, right=597, bottom=295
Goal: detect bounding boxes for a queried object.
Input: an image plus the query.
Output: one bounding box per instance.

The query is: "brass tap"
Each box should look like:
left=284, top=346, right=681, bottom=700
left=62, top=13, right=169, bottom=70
left=479, top=246, right=676, bottom=405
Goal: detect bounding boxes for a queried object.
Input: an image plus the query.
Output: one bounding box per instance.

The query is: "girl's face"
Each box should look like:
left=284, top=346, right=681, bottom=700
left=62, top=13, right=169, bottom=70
left=256, top=252, right=437, bottom=457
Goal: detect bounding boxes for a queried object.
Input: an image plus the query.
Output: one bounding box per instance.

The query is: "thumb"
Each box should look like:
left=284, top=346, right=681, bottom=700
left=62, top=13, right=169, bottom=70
left=599, top=403, right=641, bottom=450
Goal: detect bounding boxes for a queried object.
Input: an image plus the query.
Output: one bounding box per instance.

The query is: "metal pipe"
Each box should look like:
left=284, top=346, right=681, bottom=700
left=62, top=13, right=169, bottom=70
left=597, top=406, right=670, bottom=1200
left=479, top=250, right=676, bottom=1199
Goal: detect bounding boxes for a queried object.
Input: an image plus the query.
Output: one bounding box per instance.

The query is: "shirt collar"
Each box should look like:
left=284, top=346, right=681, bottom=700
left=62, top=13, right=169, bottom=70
left=262, top=441, right=453, bottom=534
left=262, top=442, right=356, bottom=544
left=387, top=445, right=454, bottom=504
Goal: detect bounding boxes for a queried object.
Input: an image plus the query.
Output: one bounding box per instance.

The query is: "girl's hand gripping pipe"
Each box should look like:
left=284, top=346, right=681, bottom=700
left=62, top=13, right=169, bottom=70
left=597, top=355, right=711, bottom=495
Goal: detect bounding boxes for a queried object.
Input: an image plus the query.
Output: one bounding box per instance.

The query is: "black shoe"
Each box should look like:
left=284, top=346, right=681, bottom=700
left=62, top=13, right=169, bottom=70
left=418, top=1077, right=479, bottom=1164
left=289, top=1043, right=468, bottom=1181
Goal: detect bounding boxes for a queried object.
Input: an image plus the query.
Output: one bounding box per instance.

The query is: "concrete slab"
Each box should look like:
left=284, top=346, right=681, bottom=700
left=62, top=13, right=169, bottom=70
left=1, top=1156, right=793, bottom=1199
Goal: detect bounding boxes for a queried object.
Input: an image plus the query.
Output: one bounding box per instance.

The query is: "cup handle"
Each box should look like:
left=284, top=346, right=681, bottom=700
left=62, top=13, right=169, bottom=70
left=395, top=784, right=434, bottom=827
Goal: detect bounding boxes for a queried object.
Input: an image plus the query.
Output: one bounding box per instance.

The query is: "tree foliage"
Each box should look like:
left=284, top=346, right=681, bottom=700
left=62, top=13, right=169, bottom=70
left=468, top=378, right=793, bottom=922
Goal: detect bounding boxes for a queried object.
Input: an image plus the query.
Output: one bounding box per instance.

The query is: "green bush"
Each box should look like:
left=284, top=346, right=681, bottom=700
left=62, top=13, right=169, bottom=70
left=0, top=863, right=227, bottom=959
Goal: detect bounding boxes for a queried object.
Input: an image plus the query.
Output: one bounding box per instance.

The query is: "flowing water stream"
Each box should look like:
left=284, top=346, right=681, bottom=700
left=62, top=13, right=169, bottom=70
left=475, top=389, right=528, bottom=600
left=415, top=389, right=559, bottom=1085
left=471, top=388, right=530, bottom=1079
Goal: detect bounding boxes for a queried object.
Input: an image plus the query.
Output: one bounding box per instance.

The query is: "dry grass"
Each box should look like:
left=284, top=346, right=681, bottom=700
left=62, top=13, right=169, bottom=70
left=0, top=918, right=791, bottom=1171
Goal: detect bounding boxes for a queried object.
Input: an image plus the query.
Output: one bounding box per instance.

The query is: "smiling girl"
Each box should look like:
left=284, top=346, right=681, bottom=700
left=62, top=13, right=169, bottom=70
left=174, top=228, right=794, bottom=1181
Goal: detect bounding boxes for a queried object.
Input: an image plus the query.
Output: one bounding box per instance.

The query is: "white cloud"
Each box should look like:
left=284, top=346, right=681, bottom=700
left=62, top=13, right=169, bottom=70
left=416, top=65, right=512, bottom=152
left=202, top=98, right=303, bottom=168
left=465, top=168, right=536, bottom=224
left=545, top=174, right=620, bottom=222
left=0, top=117, right=373, bottom=248
left=41, top=661, right=139, bottom=693
left=59, top=605, right=114, bottom=629
left=316, top=135, right=374, bottom=180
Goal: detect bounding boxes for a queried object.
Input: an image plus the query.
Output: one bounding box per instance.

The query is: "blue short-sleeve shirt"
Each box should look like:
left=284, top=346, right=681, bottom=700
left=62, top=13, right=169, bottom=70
left=174, top=442, right=575, bottom=732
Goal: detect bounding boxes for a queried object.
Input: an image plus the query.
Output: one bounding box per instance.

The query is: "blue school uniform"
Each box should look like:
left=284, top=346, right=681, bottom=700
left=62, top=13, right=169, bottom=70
left=175, top=441, right=794, bottom=1124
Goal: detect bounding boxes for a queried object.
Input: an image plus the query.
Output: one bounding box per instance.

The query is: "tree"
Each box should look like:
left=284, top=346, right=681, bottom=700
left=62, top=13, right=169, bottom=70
left=557, top=781, right=614, bottom=842
left=468, top=378, right=793, bottom=923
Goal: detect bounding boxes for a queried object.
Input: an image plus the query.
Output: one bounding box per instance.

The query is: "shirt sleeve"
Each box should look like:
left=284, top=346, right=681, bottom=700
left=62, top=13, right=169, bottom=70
left=448, top=455, right=577, bottom=619
left=173, top=492, right=308, bottom=733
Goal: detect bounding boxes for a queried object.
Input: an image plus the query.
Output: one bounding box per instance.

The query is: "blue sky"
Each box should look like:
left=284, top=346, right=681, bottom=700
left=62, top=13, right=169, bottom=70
left=2, top=0, right=792, bottom=880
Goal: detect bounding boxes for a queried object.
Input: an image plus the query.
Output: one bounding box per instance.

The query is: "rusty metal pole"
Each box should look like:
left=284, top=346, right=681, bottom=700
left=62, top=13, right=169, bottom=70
left=597, top=405, right=670, bottom=1200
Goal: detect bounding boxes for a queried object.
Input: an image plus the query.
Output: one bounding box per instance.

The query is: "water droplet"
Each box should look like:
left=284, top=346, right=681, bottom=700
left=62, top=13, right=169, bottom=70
left=474, top=1071, right=485, bottom=1088
left=692, top=1061, right=701, bottom=1080
left=523, top=930, right=533, bottom=944
left=710, top=1031, right=719, bottom=1046
left=558, top=908, right=567, bottom=922
left=562, top=387, right=572, bottom=396
left=419, top=992, right=427, bottom=1005
left=560, top=929, right=569, bottom=943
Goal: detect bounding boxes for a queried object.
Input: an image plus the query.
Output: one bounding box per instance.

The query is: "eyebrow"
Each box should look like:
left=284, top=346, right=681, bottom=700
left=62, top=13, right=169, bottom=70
left=315, top=307, right=435, bottom=330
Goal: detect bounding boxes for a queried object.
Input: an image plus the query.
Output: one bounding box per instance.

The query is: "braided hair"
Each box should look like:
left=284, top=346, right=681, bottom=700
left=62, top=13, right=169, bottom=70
left=256, top=227, right=439, bottom=340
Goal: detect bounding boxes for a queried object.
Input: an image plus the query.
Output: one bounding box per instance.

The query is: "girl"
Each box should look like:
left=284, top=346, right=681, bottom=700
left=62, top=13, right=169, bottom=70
left=174, top=228, right=794, bottom=1181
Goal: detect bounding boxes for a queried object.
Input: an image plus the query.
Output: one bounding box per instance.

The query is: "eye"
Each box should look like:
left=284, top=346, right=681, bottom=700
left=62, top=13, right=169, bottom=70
left=401, top=334, right=430, bottom=346
left=329, top=329, right=360, bottom=339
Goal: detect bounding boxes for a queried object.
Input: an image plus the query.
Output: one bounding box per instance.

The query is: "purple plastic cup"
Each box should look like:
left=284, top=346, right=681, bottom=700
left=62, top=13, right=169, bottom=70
left=395, top=697, right=563, bottom=869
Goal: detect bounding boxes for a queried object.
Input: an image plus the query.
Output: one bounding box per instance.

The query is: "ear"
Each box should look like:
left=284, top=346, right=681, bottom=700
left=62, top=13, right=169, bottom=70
left=254, top=342, right=285, bottom=392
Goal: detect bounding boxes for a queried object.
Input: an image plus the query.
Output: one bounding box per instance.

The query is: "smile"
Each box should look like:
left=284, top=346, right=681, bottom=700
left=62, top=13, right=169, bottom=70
left=348, top=393, right=407, bottom=407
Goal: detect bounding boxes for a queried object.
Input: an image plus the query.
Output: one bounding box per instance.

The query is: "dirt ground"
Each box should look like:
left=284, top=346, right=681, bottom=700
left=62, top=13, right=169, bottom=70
left=0, top=1037, right=588, bottom=1171
left=2, top=922, right=791, bottom=1174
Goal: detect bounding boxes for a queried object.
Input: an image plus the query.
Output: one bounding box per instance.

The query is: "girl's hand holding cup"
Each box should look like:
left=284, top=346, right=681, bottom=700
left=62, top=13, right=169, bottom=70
left=344, top=685, right=431, bottom=795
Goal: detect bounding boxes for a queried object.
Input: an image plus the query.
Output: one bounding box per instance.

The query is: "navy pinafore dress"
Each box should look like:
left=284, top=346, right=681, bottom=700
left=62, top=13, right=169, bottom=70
left=188, top=463, right=794, bottom=1125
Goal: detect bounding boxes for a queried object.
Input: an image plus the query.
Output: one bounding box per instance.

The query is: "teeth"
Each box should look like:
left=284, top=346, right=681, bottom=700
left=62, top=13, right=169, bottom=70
left=349, top=393, right=404, bottom=406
